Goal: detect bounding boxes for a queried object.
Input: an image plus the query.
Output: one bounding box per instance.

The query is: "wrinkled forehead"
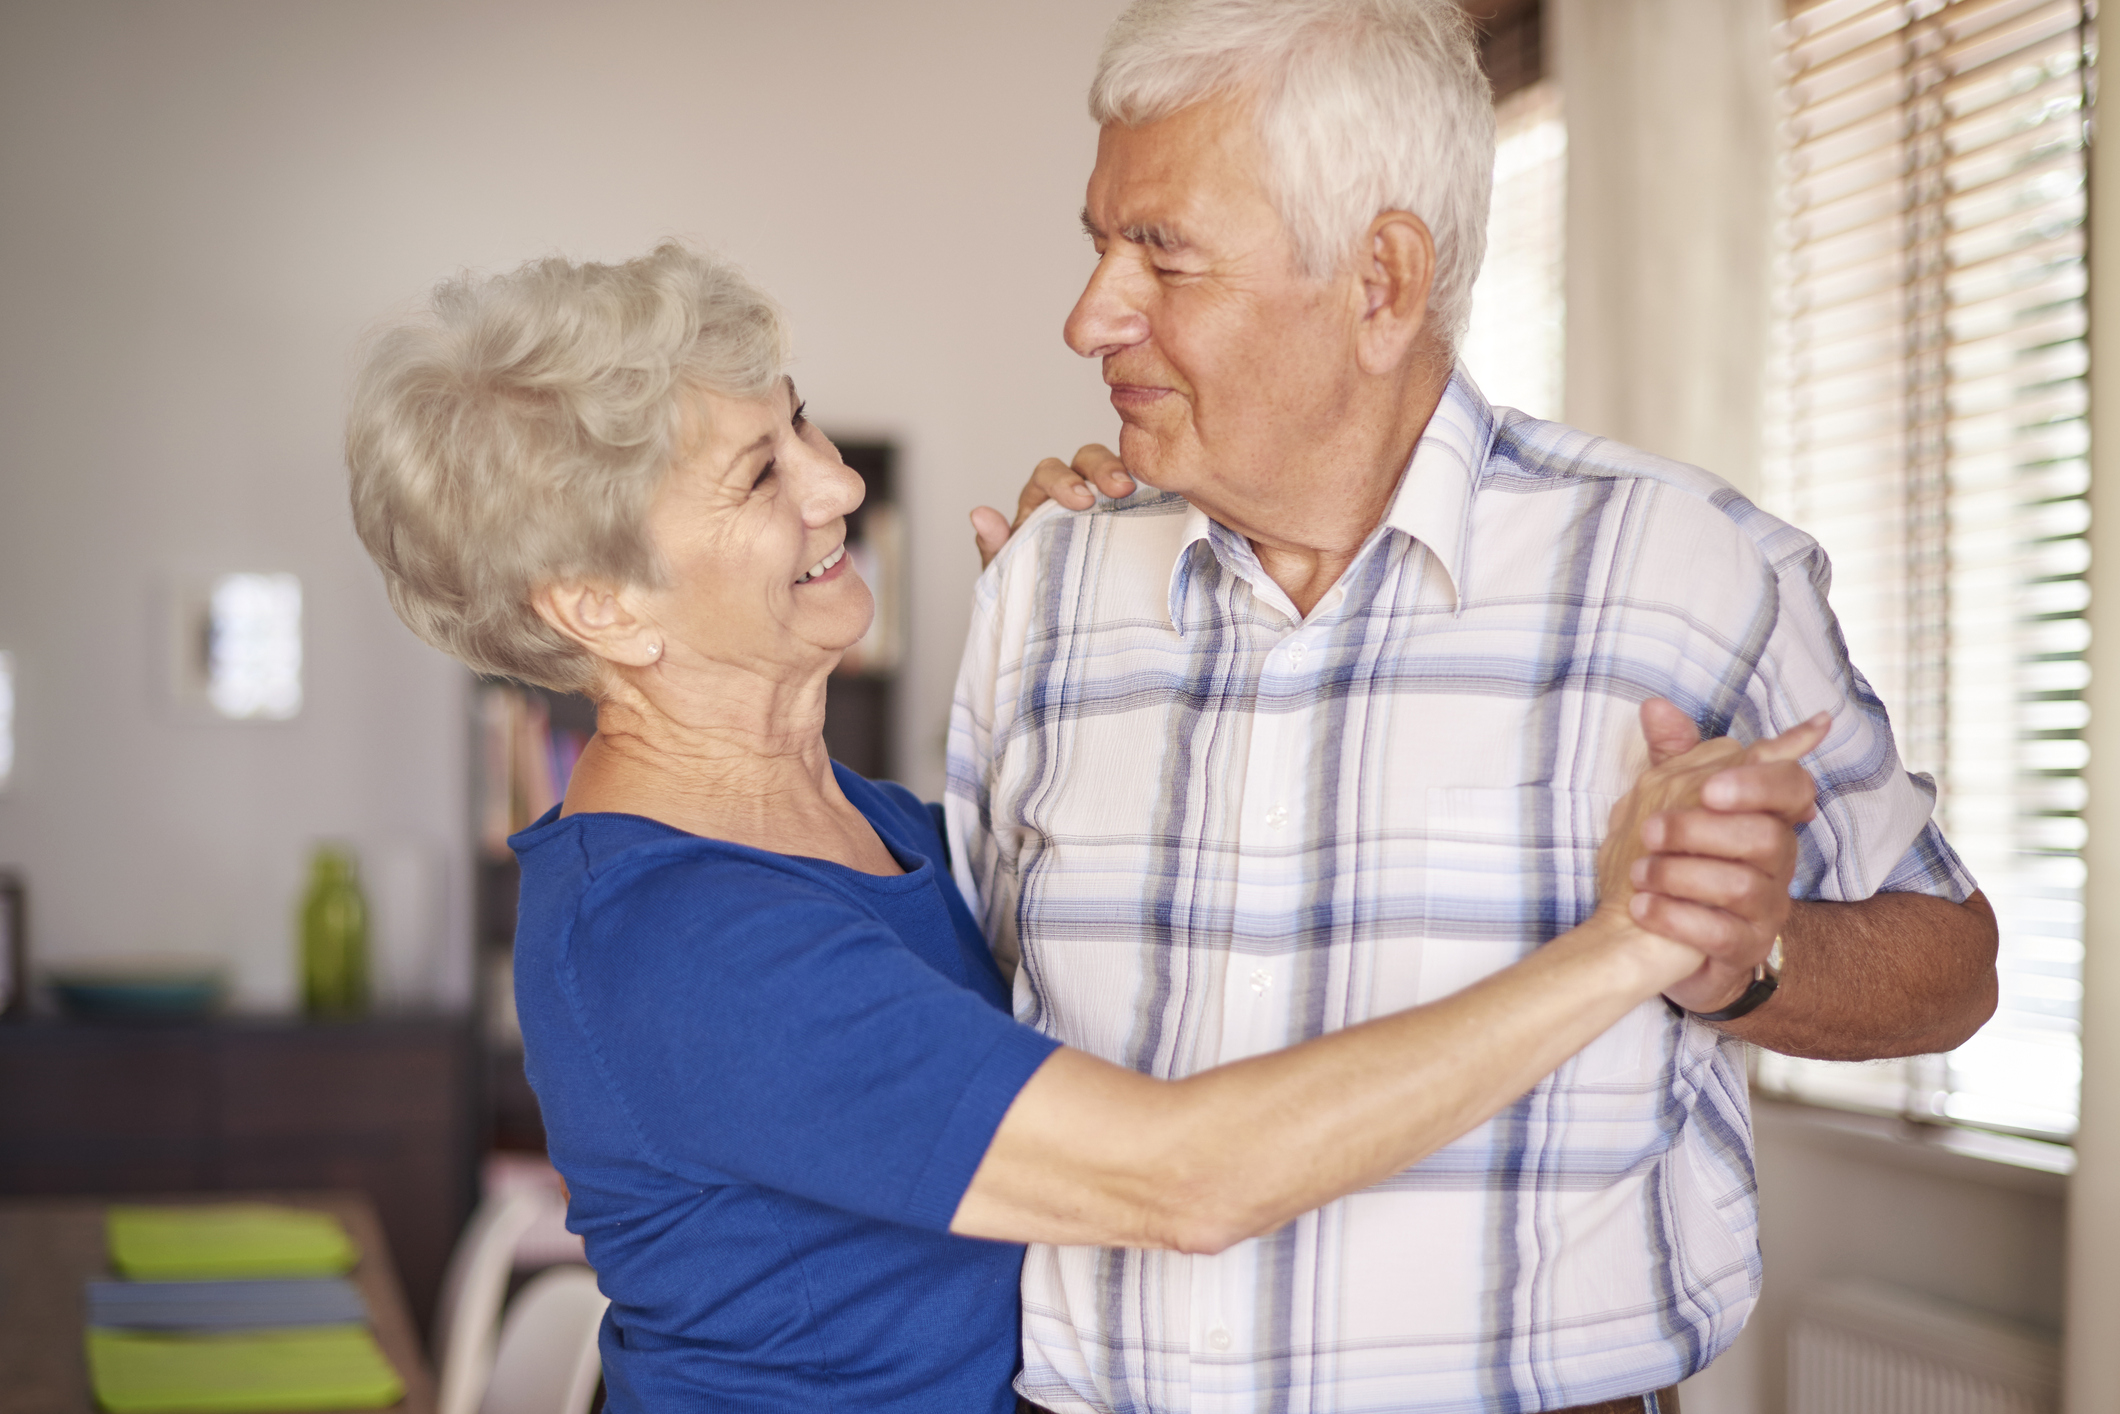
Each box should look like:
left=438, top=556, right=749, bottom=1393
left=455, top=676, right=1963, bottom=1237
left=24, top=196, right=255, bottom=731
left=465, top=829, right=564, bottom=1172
left=1085, top=97, right=1282, bottom=247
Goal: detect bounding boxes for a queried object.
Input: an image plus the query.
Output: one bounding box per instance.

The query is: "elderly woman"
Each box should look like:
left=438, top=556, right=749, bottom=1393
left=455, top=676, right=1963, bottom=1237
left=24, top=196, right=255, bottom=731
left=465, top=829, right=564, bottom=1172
left=345, top=244, right=1814, bottom=1413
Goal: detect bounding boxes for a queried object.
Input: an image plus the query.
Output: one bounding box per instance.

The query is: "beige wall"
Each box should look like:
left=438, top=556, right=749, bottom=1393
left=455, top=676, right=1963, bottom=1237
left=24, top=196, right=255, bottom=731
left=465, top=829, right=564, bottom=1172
left=1556, top=0, right=1778, bottom=497
left=0, top=0, right=1126, bottom=1008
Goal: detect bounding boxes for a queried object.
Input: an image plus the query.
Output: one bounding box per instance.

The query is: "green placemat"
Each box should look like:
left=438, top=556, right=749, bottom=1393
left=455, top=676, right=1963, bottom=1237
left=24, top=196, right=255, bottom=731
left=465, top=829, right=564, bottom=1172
left=85, top=1325, right=403, bottom=1413
left=106, top=1206, right=357, bottom=1281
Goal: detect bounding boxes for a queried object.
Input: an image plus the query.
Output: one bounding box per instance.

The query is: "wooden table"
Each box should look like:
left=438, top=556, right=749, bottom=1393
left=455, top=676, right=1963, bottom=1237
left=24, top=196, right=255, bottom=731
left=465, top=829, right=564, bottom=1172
left=0, top=1192, right=437, bottom=1414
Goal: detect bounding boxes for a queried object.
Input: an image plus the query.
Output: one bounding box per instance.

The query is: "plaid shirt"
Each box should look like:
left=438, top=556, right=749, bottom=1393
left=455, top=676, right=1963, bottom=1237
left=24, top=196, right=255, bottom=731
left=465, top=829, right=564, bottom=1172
left=945, top=370, right=1973, bottom=1414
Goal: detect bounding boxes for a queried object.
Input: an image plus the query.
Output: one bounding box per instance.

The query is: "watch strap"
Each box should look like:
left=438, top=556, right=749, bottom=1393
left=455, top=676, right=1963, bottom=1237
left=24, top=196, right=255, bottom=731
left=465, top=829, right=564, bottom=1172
left=1689, top=966, right=1780, bottom=1023
left=1666, top=935, right=1785, bottom=1024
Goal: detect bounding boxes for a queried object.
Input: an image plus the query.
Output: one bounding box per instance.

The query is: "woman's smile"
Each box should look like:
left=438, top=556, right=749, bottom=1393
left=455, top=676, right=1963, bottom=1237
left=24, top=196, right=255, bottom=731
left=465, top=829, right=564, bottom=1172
left=797, top=543, right=849, bottom=584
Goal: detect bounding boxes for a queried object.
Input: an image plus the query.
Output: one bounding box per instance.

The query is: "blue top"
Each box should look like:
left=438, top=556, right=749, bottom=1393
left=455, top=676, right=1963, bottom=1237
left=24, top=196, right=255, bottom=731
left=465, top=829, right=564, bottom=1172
left=509, top=765, right=1061, bottom=1413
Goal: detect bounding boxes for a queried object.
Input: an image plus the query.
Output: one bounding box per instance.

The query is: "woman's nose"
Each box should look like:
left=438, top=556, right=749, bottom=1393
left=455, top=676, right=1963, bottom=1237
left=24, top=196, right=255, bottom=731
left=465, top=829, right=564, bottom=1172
left=1064, top=255, right=1151, bottom=359
left=800, top=448, right=866, bottom=526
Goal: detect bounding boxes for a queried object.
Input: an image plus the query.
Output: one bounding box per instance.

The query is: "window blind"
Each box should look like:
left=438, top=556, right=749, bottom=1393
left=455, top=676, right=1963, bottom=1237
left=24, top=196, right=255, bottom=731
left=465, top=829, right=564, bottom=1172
left=1759, top=0, right=2091, bottom=1139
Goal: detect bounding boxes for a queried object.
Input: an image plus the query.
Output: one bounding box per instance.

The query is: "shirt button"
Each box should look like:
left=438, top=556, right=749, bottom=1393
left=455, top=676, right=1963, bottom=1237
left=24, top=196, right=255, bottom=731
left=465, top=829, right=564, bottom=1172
left=1250, top=968, right=1272, bottom=995
left=1265, top=804, right=1288, bottom=829
left=1287, top=641, right=1307, bottom=667
left=1207, top=1326, right=1232, bottom=1352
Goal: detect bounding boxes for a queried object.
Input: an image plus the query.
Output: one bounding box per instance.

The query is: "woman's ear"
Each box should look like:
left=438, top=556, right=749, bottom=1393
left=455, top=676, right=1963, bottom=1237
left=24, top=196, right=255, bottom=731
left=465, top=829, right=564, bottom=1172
left=531, top=581, right=662, bottom=669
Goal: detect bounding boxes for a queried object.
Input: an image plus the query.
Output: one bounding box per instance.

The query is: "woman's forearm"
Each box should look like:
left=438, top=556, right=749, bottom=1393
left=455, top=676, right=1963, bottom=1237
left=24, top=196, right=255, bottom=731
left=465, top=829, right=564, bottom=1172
left=949, top=909, right=1698, bottom=1251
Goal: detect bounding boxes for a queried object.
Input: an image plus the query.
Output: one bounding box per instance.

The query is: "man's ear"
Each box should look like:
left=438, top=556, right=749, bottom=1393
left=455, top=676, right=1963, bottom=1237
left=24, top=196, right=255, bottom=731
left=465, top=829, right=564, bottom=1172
left=531, top=581, right=661, bottom=669
left=1354, top=211, right=1436, bottom=376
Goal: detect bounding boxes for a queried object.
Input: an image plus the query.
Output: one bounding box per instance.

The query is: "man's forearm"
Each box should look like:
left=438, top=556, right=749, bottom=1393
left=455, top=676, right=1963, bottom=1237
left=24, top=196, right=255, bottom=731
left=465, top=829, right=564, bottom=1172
left=1719, top=889, right=1998, bottom=1059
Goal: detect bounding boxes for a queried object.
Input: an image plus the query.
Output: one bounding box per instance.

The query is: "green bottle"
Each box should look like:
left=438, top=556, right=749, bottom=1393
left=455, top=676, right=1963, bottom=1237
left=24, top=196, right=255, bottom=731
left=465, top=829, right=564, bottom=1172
left=300, top=846, right=370, bottom=1018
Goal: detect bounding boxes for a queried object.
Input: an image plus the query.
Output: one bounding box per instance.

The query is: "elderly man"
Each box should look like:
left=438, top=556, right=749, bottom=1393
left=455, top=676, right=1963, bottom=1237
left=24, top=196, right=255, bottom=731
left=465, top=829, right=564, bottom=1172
left=948, top=1, right=1997, bottom=1411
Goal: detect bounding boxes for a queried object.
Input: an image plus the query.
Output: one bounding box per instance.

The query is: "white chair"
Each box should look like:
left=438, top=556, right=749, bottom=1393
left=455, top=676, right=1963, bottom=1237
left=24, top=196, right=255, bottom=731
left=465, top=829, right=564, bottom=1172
left=479, top=1265, right=609, bottom=1414
left=434, top=1188, right=552, bottom=1414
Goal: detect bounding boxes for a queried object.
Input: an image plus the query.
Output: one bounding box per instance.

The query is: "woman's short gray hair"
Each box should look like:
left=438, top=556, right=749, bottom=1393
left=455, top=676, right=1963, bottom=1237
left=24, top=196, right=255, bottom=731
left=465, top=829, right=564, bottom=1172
left=1090, top=0, right=1494, bottom=346
left=346, top=243, right=786, bottom=694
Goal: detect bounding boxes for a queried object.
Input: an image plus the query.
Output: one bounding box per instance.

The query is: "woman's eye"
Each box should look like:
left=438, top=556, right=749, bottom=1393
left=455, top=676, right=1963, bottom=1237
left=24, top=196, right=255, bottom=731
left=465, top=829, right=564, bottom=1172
left=792, top=401, right=809, bottom=429
left=753, top=461, right=777, bottom=489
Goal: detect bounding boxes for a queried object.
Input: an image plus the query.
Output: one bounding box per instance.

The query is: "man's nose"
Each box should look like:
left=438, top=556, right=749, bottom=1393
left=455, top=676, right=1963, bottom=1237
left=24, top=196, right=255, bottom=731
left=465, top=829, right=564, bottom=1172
left=1064, top=255, right=1150, bottom=359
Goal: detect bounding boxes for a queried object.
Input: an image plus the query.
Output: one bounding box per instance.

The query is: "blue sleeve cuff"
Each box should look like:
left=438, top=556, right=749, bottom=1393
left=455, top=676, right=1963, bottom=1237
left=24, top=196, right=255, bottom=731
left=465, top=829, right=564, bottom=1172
left=902, top=1023, right=1063, bottom=1233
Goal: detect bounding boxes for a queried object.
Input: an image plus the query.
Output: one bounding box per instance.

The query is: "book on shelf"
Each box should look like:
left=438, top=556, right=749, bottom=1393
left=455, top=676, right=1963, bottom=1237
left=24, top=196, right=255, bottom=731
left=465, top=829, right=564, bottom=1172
left=477, top=685, right=591, bottom=858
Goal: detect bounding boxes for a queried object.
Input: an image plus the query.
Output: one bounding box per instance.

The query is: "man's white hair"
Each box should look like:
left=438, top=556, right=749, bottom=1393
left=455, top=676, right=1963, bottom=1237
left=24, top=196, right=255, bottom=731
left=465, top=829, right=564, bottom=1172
left=1090, top=0, right=1495, bottom=347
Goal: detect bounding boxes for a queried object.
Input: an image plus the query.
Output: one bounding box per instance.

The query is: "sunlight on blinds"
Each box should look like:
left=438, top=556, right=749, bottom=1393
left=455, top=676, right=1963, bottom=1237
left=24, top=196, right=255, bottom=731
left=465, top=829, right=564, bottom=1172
left=1760, top=0, right=2091, bottom=1139
left=1463, top=81, right=1566, bottom=421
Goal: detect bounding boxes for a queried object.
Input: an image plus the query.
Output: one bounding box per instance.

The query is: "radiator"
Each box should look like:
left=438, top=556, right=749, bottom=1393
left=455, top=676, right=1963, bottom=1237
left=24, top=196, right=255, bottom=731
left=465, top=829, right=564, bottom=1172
left=1788, top=1280, right=2059, bottom=1414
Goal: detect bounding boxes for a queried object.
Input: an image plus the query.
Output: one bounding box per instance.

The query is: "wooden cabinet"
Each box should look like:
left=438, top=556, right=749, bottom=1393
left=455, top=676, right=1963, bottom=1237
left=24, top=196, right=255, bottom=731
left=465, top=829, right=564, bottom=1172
left=0, top=1017, right=473, bottom=1332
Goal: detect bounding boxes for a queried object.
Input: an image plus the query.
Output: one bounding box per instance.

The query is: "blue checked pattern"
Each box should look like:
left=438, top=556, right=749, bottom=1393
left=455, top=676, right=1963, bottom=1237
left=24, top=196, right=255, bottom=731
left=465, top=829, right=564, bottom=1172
left=946, top=370, right=1973, bottom=1414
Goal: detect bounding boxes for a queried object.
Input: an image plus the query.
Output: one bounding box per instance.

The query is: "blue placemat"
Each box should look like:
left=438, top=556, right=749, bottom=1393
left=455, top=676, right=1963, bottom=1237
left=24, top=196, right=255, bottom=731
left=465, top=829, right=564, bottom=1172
left=88, top=1278, right=369, bottom=1331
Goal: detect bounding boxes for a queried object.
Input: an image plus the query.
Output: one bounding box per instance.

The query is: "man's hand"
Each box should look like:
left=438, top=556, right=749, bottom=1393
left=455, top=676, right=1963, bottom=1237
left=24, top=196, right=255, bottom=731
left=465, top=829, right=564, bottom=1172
left=971, top=444, right=1136, bottom=568
left=1622, top=699, right=1826, bottom=1014
left=1625, top=699, right=2000, bottom=1053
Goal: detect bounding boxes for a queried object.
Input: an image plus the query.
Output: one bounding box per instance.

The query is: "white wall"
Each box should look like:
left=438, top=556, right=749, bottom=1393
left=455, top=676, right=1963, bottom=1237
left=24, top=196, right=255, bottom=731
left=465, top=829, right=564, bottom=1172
left=0, top=0, right=1126, bottom=1009
left=1555, top=0, right=1778, bottom=497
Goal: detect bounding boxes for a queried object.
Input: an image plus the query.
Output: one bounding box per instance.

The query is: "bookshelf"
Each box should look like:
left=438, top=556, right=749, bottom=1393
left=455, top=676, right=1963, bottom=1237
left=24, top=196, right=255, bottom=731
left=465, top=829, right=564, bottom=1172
left=470, top=439, right=904, bottom=1155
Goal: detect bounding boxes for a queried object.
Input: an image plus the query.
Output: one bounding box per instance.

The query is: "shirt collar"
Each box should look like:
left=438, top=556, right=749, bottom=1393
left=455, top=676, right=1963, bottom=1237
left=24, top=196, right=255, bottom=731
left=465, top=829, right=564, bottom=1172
left=1379, top=363, right=1495, bottom=613
left=1161, top=364, right=1497, bottom=631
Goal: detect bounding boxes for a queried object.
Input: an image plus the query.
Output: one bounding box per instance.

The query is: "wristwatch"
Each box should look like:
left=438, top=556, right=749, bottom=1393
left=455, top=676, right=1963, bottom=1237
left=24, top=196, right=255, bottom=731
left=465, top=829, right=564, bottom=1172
left=1674, top=935, right=1783, bottom=1024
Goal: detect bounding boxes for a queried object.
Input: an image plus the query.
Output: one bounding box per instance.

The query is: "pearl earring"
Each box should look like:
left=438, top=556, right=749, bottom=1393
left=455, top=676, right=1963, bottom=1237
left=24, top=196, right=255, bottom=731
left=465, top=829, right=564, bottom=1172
left=647, top=642, right=662, bottom=659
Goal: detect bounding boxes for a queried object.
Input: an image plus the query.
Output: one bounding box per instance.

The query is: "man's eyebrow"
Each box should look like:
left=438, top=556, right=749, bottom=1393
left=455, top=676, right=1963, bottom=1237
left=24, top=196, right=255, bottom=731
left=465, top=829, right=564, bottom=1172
left=1079, top=208, right=1190, bottom=253
left=1124, top=221, right=1190, bottom=253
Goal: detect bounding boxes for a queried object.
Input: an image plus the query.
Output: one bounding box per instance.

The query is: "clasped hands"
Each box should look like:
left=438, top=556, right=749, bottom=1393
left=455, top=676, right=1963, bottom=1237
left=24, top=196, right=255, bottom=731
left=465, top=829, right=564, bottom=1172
left=974, top=446, right=1830, bottom=1019
left=1600, top=703, right=1827, bottom=1015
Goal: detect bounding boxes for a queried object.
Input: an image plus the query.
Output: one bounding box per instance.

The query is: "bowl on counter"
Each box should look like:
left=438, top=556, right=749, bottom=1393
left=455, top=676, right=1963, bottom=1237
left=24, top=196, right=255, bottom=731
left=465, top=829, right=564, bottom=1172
left=46, top=956, right=229, bottom=1021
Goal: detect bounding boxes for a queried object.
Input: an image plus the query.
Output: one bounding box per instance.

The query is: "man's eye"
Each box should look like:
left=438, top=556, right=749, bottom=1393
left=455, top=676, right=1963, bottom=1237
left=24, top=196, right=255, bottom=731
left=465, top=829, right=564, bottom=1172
left=754, top=461, right=777, bottom=489
left=792, top=401, right=809, bottom=429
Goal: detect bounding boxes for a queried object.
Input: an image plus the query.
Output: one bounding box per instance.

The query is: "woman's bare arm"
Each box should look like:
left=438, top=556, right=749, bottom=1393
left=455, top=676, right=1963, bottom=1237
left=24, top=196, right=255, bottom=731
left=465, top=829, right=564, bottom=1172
left=949, top=714, right=1829, bottom=1252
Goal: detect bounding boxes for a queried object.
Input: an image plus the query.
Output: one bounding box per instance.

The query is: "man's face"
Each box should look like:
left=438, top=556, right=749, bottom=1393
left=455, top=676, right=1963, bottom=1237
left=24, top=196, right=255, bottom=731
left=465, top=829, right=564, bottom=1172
left=1067, top=95, right=1361, bottom=532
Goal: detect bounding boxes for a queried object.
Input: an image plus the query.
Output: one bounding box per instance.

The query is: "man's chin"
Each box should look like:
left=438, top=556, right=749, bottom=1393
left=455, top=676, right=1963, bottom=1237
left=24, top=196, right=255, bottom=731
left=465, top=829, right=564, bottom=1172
left=1115, top=428, right=1194, bottom=496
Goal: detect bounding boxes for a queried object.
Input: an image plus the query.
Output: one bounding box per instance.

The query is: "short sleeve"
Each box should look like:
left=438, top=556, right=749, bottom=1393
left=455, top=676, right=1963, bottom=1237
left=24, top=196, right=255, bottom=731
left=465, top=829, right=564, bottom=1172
left=559, top=852, right=1059, bottom=1231
left=1743, top=541, right=1977, bottom=905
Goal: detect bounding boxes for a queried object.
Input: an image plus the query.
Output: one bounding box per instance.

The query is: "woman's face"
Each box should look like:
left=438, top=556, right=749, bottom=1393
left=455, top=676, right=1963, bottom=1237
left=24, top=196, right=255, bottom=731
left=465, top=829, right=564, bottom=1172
left=636, top=380, right=872, bottom=678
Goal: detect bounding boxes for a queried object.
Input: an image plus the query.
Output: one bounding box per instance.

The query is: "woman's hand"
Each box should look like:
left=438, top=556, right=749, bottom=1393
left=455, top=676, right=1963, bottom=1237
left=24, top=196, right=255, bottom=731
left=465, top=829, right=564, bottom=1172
left=970, top=444, right=1136, bottom=568
left=1597, top=706, right=1832, bottom=1014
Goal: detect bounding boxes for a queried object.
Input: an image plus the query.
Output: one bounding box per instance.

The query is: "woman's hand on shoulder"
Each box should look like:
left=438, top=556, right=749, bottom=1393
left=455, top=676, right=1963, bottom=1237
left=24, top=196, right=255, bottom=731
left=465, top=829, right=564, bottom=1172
left=970, top=445, right=1137, bottom=569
